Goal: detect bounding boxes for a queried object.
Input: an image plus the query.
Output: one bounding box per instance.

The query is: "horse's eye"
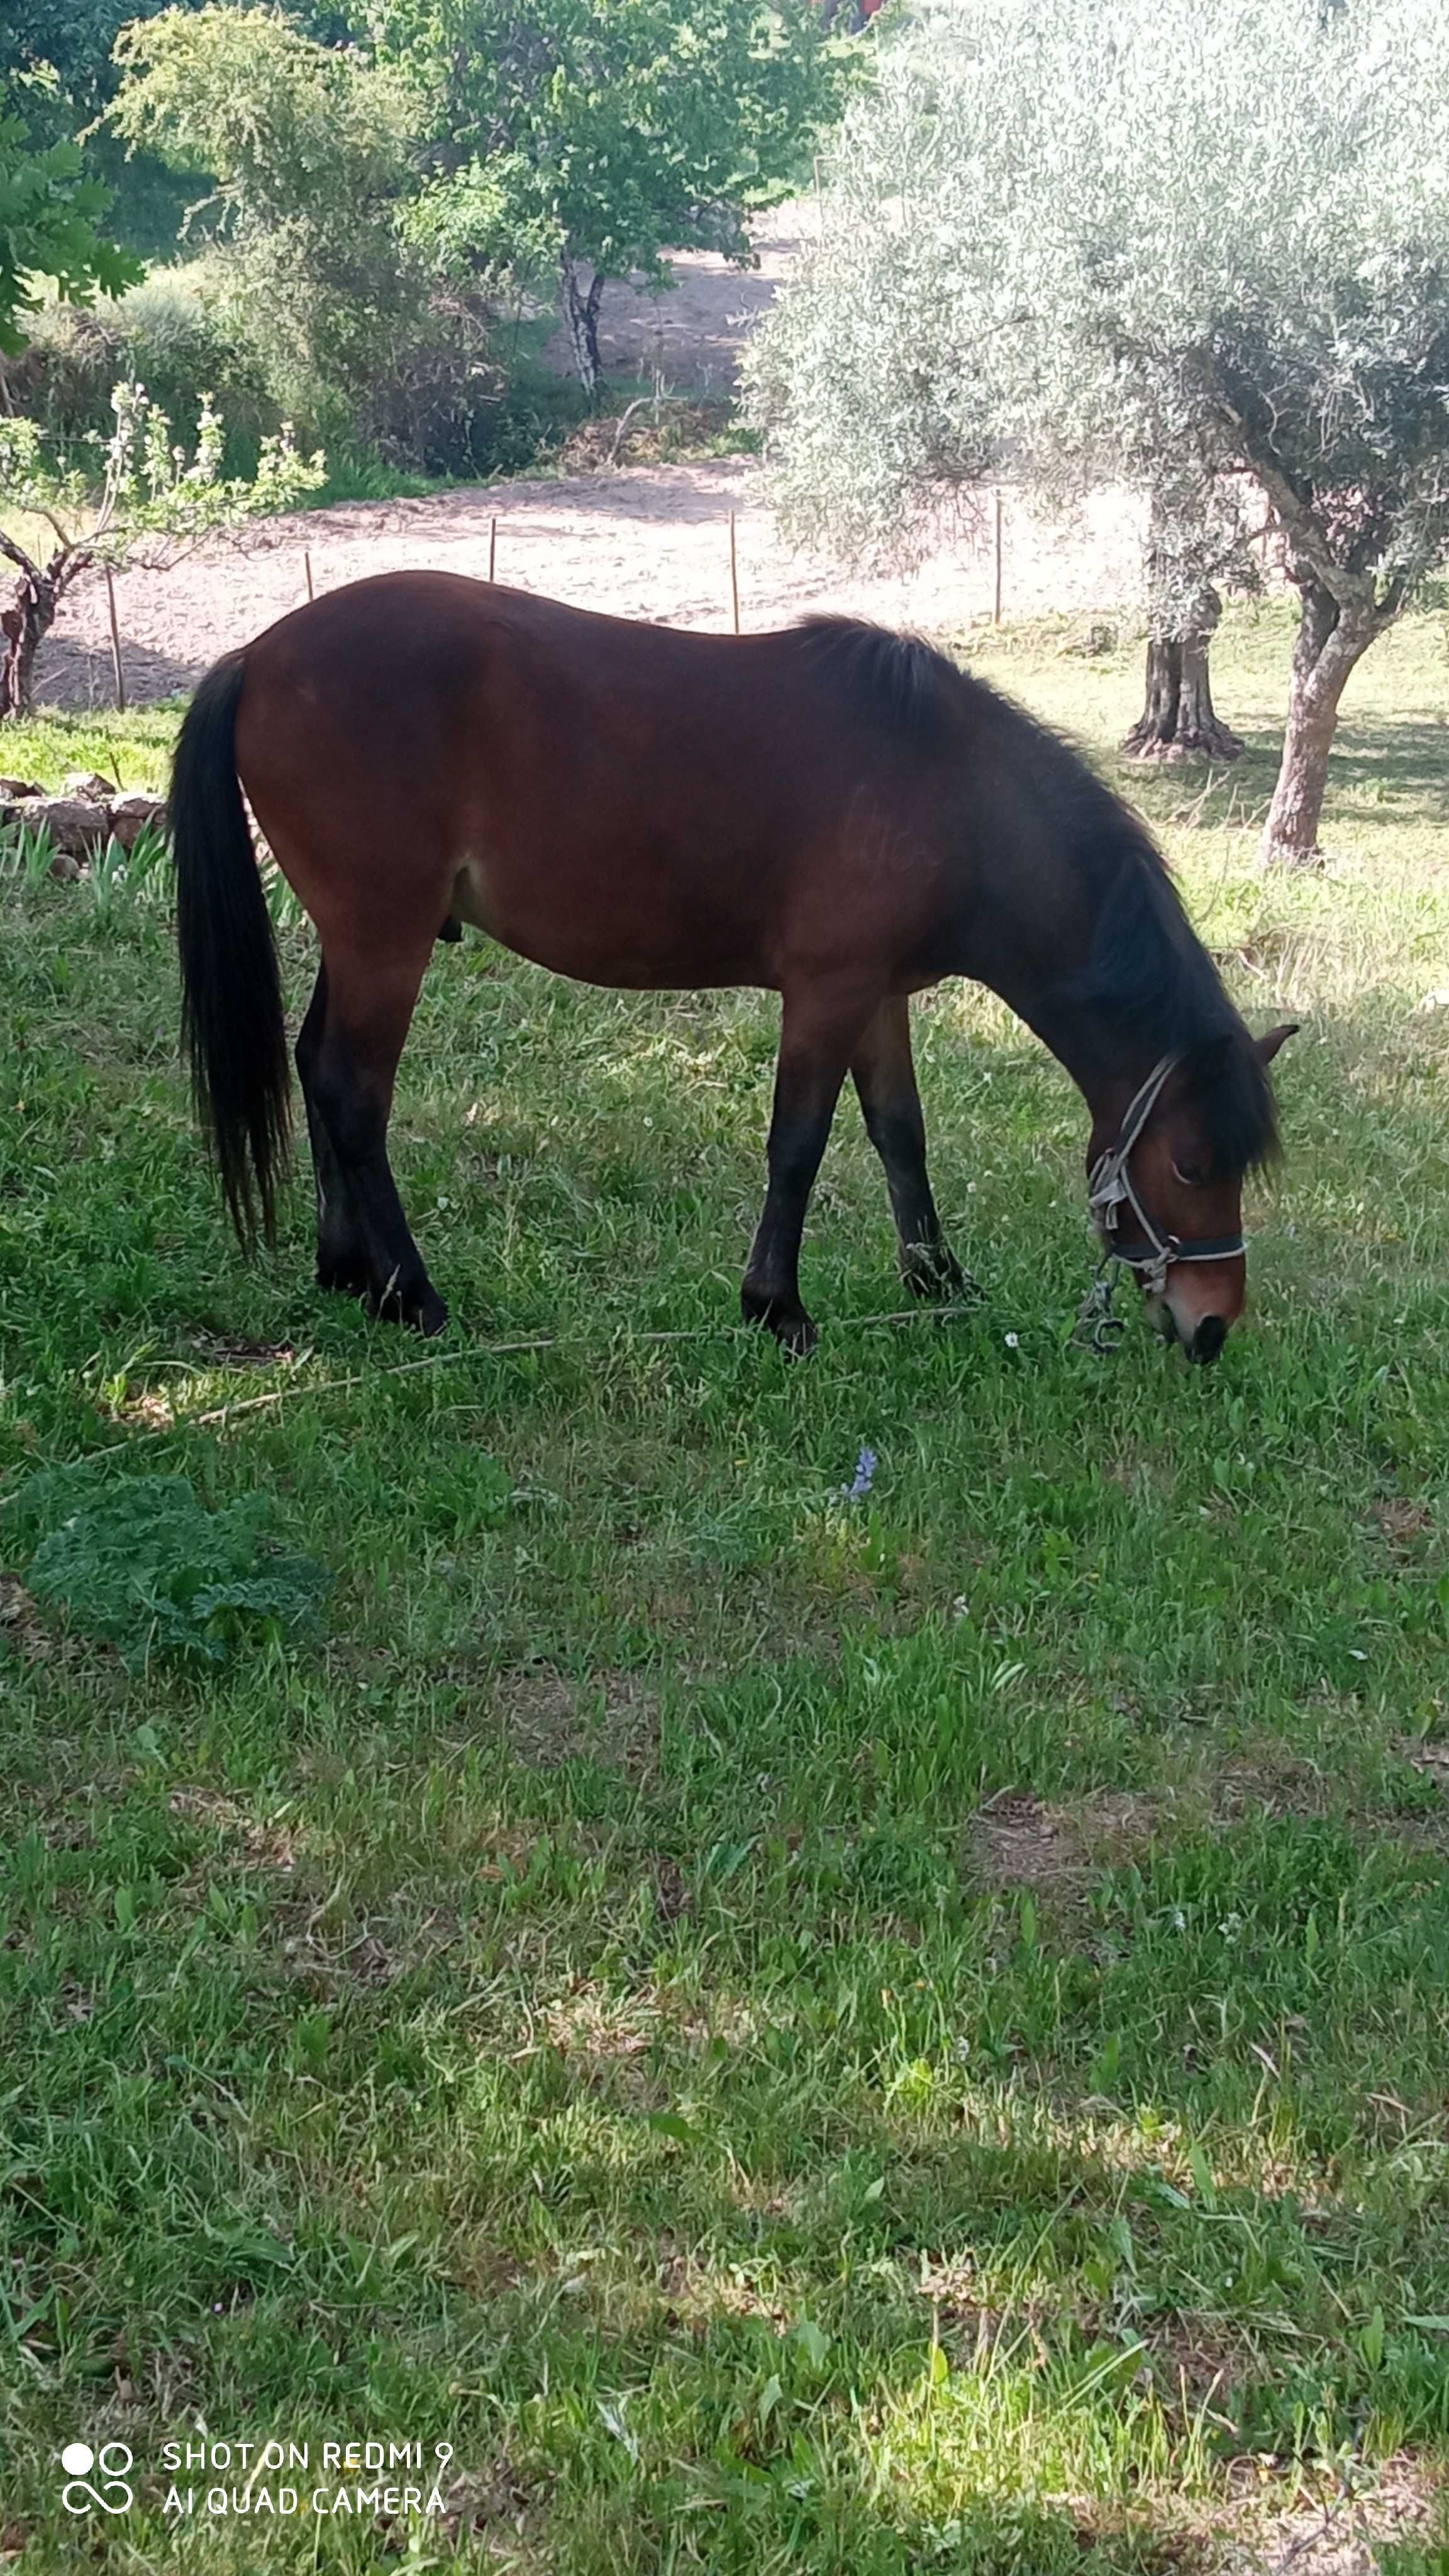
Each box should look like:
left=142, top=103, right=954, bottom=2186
left=1172, top=1160, right=1206, bottom=1188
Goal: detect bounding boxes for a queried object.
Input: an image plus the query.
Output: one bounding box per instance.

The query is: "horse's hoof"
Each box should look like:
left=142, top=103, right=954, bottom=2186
left=767, top=1307, right=817, bottom=1360
left=742, top=1284, right=816, bottom=1357
left=367, top=1281, right=449, bottom=1335
left=317, top=1251, right=370, bottom=1296
left=902, top=1246, right=979, bottom=1298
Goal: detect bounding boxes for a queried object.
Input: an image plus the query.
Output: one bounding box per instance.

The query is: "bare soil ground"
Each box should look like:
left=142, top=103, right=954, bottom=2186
left=40, top=209, right=1147, bottom=711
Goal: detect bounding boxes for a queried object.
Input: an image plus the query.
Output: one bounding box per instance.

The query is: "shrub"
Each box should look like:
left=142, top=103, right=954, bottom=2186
left=108, top=6, right=516, bottom=477
left=25, top=1472, right=331, bottom=1668
left=6, top=262, right=279, bottom=474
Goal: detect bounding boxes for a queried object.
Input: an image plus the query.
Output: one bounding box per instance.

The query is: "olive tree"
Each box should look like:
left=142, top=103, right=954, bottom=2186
left=747, top=0, right=1449, bottom=862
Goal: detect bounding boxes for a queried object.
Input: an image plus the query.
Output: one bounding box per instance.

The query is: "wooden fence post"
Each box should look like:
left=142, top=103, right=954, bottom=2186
left=104, top=566, right=126, bottom=713
left=992, top=489, right=1004, bottom=626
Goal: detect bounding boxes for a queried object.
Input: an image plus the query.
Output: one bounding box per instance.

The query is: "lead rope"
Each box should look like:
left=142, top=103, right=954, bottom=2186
left=1072, top=1258, right=1127, bottom=1355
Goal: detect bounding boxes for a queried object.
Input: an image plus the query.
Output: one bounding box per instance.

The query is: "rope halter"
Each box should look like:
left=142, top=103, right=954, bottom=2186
left=1084, top=1053, right=1246, bottom=1304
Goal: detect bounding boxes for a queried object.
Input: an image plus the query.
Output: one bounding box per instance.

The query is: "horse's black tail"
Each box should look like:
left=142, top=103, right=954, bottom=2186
left=170, top=651, right=291, bottom=1243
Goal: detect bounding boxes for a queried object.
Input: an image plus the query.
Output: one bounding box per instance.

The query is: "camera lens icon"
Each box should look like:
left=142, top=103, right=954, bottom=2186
left=60, top=2441, right=134, bottom=2514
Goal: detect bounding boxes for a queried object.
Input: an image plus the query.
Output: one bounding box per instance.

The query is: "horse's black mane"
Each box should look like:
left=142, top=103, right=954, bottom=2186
left=797, top=614, right=1277, bottom=1178
left=797, top=613, right=965, bottom=748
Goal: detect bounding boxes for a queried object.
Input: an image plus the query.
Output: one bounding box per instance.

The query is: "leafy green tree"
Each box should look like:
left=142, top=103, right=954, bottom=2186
left=0, top=379, right=323, bottom=717
left=3, top=0, right=213, bottom=260
left=2, top=0, right=343, bottom=255
left=371, top=0, right=847, bottom=395
left=0, top=111, right=138, bottom=355
left=1, top=3, right=142, bottom=137
left=749, top=0, right=1449, bottom=863
left=1, top=0, right=349, bottom=130
left=110, top=8, right=416, bottom=240
left=112, top=11, right=416, bottom=430
left=109, top=8, right=500, bottom=457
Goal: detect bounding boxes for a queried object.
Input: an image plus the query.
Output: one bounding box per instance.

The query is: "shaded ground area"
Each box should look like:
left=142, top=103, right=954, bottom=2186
left=536, top=216, right=798, bottom=395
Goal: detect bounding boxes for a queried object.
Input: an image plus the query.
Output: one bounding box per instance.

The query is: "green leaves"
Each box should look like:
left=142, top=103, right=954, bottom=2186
left=0, top=110, right=139, bottom=357
left=370, top=0, right=846, bottom=318
left=749, top=0, right=1449, bottom=626
left=25, top=1471, right=331, bottom=1668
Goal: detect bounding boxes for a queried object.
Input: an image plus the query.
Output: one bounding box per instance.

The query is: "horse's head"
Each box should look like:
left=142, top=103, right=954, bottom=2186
left=1087, top=1024, right=1297, bottom=1365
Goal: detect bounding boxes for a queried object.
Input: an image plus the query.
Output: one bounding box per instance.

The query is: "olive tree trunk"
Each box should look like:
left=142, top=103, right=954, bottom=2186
left=1123, top=626, right=1245, bottom=761
left=1122, top=552, right=1243, bottom=762
left=1260, top=576, right=1380, bottom=868
left=560, top=252, right=606, bottom=399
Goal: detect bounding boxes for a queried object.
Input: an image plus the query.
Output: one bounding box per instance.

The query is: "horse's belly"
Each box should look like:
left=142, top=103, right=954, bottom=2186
left=450, top=853, right=761, bottom=989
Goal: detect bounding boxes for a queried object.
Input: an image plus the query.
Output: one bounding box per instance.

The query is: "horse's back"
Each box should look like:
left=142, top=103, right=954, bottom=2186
left=232, top=574, right=968, bottom=992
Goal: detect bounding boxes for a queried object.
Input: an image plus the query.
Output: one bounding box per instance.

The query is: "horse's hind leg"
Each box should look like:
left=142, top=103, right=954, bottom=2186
left=851, top=996, right=974, bottom=1299
left=742, top=980, right=878, bottom=1357
left=295, top=965, right=368, bottom=1296
left=305, top=936, right=447, bottom=1335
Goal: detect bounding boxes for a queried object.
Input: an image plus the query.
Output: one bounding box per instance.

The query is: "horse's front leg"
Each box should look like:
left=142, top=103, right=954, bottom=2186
left=851, top=994, right=976, bottom=1300
left=742, top=980, right=879, bottom=1357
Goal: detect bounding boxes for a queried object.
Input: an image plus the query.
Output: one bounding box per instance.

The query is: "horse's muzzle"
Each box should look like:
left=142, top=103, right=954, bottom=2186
left=1186, top=1313, right=1227, bottom=1367
left=1153, top=1299, right=1229, bottom=1366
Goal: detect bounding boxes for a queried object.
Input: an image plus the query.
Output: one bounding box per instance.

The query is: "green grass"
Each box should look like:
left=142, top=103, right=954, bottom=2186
left=2, top=602, right=1448, bottom=2572
left=0, top=702, right=179, bottom=797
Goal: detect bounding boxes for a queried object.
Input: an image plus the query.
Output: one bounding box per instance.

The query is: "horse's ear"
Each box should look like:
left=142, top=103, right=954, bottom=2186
left=1256, top=1022, right=1299, bottom=1067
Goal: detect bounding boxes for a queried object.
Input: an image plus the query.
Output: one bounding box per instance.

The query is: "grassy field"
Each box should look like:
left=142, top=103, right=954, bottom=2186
left=2, top=602, right=1448, bottom=2573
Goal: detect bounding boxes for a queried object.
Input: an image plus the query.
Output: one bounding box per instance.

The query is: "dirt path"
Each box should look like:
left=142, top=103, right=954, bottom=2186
left=40, top=209, right=1146, bottom=712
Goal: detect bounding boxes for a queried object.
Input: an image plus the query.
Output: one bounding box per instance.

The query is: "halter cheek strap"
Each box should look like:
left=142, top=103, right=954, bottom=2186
left=1085, top=1054, right=1246, bottom=1302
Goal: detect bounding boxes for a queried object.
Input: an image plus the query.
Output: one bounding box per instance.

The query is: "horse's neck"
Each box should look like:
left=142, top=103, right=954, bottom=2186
left=965, top=882, right=1143, bottom=1133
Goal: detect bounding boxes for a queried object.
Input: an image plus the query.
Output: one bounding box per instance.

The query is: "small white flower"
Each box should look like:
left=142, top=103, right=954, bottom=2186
left=1004, top=1331, right=1019, bottom=1348
left=952, top=1596, right=970, bottom=1620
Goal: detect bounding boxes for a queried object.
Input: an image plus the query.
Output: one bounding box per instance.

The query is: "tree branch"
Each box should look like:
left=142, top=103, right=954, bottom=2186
left=34, top=507, right=77, bottom=554
left=0, top=527, right=42, bottom=586
left=1202, top=369, right=1403, bottom=626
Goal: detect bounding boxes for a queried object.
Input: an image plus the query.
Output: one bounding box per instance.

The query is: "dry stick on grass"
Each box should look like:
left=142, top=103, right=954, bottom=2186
left=0, top=1303, right=980, bottom=1511
left=607, top=401, right=652, bottom=468
left=730, top=511, right=741, bottom=635
left=488, top=517, right=497, bottom=583
left=304, top=550, right=314, bottom=602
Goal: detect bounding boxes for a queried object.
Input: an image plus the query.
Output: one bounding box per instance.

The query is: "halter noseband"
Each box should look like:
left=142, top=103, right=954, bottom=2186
left=1086, top=1055, right=1245, bottom=1300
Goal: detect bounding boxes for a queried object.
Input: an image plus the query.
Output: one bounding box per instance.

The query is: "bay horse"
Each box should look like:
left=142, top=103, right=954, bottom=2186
left=170, top=574, right=1294, bottom=1365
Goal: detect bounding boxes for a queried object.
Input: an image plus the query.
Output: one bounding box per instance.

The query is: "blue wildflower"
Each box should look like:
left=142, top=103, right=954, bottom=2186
left=842, top=1445, right=877, bottom=1501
